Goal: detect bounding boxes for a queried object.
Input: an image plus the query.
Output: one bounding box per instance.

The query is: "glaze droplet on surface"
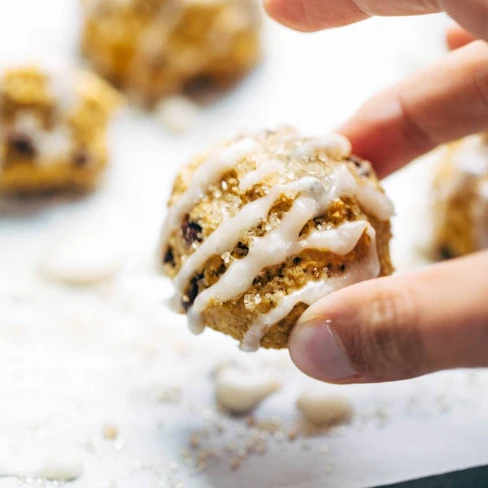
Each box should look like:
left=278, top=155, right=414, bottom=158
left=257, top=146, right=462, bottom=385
left=297, top=388, right=354, bottom=427
left=40, top=215, right=127, bottom=286
left=214, top=363, right=281, bottom=415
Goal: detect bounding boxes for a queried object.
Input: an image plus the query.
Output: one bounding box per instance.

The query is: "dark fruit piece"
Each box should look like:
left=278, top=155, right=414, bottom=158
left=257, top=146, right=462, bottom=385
left=182, top=216, right=203, bottom=246
left=73, top=151, right=91, bottom=168
left=183, top=75, right=216, bottom=97
left=347, top=155, right=371, bottom=177
left=182, top=273, right=203, bottom=311
left=7, top=133, right=36, bottom=158
left=164, top=247, right=175, bottom=266
left=234, top=241, right=249, bottom=258
left=440, top=246, right=454, bottom=260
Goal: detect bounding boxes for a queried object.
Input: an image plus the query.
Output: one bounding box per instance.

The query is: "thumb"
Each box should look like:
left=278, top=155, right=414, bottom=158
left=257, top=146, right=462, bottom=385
left=289, top=251, right=488, bottom=384
left=446, top=25, right=477, bottom=50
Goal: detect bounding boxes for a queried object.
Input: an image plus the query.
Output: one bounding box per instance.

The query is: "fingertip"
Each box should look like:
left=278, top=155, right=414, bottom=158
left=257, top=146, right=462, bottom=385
left=262, top=0, right=319, bottom=32
left=336, top=122, right=379, bottom=172
left=339, top=41, right=488, bottom=177
left=289, top=301, right=358, bottom=384
left=288, top=323, right=320, bottom=378
left=337, top=98, right=413, bottom=179
left=263, top=0, right=278, bottom=19
left=290, top=276, right=427, bottom=384
left=263, top=0, right=370, bottom=32
left=446, top=25, right=477, bottom=51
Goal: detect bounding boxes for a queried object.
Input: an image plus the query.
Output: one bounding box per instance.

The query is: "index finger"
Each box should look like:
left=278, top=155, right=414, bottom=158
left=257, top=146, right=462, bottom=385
left=265, top=0, right=488, bottom=43
left=339, top=41, right=488, bottom=178
left=264, top=0, right=441, bottom=31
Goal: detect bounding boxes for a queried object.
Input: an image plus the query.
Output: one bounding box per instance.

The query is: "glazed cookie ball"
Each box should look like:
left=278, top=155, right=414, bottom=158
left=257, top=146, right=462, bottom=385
left=81, top=0, right=262, bottom=106
left=161, top=128, right=394, bottom=351
left=0, top=66, right=120, bottom=194
left=432, top=134, right=488, bottom=259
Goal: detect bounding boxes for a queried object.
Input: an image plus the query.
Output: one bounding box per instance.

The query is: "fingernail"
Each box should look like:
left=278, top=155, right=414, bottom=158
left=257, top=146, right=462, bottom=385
left=290, top=320, right=357, bottom=382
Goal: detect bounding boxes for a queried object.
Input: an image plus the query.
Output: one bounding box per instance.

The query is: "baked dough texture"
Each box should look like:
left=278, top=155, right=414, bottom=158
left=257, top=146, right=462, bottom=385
left=81, top=0, right=262, bottom=106
left=432, top=134, right=488, bottom=259
left=161, top=128, right=394, bottom=350
left=0, top=66, right=120, bottom=194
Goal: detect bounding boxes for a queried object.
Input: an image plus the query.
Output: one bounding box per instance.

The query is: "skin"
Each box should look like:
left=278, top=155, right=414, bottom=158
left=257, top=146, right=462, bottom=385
left=264, top=0, right=488, bottom=383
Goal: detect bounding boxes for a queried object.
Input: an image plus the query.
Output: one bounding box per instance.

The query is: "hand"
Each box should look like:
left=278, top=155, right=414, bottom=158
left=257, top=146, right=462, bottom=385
left=264, top=0, right=488, bottom=383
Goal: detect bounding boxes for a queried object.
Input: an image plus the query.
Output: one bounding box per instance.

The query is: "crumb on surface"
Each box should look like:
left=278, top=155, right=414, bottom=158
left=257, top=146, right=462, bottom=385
left=156, top=96, right=200, bottom=135
left=296, top=390, right=354, bottom=428
left=214, top=363, right=281, bottom=415
left=102, top=424, right=119, bottom=440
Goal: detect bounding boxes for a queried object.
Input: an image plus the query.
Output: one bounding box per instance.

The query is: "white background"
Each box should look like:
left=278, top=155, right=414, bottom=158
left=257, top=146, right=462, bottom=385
left=0, top=1, right=487, bottom=488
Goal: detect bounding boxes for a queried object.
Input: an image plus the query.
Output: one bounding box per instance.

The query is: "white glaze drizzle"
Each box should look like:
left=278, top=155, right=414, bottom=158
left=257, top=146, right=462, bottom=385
left=175, top=181, right=295, bottom=294
left=175, top=167, right=389, bottom=298
left=291, top=134, right=352, bottom=160
left=238, top=158, right=283, bottom=192
left=13, top=113, right=72, bottom=166
left=187, top=167, right=361, bottom=334
left=160, top=137, right=262, bottom=247
left=301, top=220, right=369, bottom=254
left=36, top=127, right=73, bottom=163
left=46, top=66, right=79, bottom=114
left=162, top=131, right=393, bottom=348
left=240, top=226, right=380, bottom=352
left=356, top=183, right=395, bottom=220
left=176, top=203, right=367, bottom=297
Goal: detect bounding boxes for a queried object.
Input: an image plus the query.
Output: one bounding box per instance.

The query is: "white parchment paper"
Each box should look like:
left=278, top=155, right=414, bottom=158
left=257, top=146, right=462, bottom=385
left=1, top=2, right=487, bottom=487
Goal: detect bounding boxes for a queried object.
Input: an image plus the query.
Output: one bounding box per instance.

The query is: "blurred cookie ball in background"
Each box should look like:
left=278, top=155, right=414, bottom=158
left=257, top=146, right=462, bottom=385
left=432, top=134, right=488, bottom=259
left=160, top=127, right=394, bottom=351
left=81, top=0, right=262, bottom=107
left=0, top=65, right=120, bottom=194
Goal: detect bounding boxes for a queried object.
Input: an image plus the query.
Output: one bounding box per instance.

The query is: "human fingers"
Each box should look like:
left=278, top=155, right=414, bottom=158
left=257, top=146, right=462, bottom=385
left=265, top=0, right=488, bottom=41
left=289, top=251, right=488, bottom=384
left=446, top=25, right=477, bottom=50
left=264, top=0, right=441, bottom=32
left=442, top=0, right=488, bottom=46
left=338, top=41, right=488, bottom=178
